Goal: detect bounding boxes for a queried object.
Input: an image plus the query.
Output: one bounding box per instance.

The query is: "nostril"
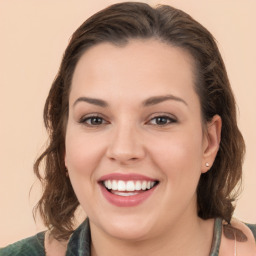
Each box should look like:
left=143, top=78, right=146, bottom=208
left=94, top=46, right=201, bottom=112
left=107, top=154, right=141, bottom=163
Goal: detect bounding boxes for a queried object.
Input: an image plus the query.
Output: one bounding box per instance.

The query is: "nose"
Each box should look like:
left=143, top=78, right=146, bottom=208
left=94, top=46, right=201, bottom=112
left=106, top=124, right=146, bottom=164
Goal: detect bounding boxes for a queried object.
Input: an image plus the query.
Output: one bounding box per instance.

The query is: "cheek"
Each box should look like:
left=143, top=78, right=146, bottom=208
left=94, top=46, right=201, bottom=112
left=64, top=127, right=106, bottom=211
left=65, top=126, right=106, bottom=179
left=148, top=131, right=203, bottom=188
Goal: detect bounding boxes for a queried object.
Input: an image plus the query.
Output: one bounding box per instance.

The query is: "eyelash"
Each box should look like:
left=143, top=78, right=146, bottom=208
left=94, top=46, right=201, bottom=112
left=79, top=114, right=108, bottom=127
left=79, top=114, right=177, bottom=127
left=147, top=115, right=177, bottom=126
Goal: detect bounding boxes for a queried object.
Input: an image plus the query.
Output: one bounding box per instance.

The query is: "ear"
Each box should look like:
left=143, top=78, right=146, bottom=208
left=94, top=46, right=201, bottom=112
left=201, top=114, right=222, bottom=173
left=64, top=152, right=68, bottom=169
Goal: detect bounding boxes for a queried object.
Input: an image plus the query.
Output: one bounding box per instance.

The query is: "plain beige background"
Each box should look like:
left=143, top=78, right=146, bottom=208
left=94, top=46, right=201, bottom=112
left=0, top=0, right=255, bottom=247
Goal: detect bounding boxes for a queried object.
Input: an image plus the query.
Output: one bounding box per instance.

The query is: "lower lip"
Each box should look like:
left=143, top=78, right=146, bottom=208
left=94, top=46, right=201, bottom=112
left=99, top=184, right=157, bottom=207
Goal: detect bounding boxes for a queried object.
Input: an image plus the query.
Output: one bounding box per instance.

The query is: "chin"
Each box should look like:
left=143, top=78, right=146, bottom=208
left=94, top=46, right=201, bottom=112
left=107, top=222, right=153, bottom=241
left=92, top=212, right=155, bottom=241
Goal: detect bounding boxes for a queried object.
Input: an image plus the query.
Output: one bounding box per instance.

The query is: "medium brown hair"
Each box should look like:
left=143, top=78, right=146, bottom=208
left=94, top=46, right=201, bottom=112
left=34, top=2, right=245, bottom=240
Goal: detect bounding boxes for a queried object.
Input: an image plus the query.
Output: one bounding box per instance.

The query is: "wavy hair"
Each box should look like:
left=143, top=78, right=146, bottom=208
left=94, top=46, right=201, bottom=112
left=34, top=2, right=245, bottom=240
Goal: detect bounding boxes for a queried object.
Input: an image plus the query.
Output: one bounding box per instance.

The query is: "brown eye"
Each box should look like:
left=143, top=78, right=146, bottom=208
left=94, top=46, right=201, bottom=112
left=80, top=115, right=107, bottom=126
left=88, top=117, right=104, bottom=125
left=149, top=115, right=176, bottom=126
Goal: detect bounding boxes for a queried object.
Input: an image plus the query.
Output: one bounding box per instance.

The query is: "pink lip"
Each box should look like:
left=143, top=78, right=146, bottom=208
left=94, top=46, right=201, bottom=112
left=99, top=173, right=156, bottom=182
left=98, top=173, right=158, bottom=207
left=99, top=185, right=157, bottom=207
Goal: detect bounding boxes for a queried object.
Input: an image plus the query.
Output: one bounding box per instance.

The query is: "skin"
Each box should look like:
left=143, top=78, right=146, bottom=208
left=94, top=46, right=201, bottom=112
left=63, top=39, right=223, bottom=256
left=220, top=219, right=256, bottom=255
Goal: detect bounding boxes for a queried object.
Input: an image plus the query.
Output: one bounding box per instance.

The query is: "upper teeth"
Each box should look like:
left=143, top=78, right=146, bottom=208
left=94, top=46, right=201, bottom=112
left=103, top=180, right=156, bottom=192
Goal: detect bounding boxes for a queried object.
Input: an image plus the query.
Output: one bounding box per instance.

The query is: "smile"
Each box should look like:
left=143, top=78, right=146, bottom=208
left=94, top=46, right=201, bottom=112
left=99, top=173, right=159, bottom=206
left=103, top=180, right=157, bottom=194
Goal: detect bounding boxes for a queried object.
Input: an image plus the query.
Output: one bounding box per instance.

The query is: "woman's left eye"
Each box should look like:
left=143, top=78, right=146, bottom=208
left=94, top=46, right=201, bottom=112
left=148, top=115, right=177, bottom=126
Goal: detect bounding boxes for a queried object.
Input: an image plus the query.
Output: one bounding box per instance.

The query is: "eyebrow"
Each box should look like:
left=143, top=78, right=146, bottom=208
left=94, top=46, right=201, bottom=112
left=73, top=94, right=188, bottom=108
left=142, top=95, right=188, bottom=107
left=73, top=97, right=109, bottom=108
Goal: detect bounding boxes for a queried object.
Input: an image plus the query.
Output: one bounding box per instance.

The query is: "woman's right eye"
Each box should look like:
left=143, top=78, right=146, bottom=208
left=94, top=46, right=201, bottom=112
left=79, top=115, right=108, bottom=127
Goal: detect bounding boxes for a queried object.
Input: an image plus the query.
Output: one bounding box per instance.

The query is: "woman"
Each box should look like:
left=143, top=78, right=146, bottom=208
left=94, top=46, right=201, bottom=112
left=1, top=2, right=255, bottom=255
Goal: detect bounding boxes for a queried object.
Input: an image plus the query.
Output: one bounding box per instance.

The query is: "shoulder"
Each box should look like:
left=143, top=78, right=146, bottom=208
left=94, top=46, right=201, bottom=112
left=38, top=219, right=90, bottom=256
left=0, top=232, right=45, bottom=256
left=219, top=218, right=256, bottom=256
left=231, top=218, right=256, bottom=243
left=244, top=222, right=256, bottom=241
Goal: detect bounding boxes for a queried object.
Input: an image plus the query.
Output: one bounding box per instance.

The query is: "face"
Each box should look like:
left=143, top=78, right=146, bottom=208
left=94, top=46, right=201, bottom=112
left=65, top=39, right=219, bottom=241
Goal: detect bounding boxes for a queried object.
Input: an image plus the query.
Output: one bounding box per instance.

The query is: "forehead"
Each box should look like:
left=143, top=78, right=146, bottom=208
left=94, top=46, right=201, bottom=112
left=70, top=39, right=198, bottom=106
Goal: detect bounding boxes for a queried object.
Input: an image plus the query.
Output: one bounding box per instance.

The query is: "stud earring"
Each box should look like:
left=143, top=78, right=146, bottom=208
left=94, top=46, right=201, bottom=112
left=205, top=162, right=210, bottom=167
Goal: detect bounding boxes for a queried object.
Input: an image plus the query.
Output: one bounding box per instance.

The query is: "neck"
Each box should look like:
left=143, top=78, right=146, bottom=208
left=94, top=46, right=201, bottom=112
left=90, top=214, right=214, bottom=256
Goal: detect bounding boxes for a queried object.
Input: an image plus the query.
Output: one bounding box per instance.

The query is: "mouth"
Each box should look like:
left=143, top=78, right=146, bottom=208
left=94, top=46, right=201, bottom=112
left=101, top=180, right=159, bottom=196
left=98, top=173, right=159, bottom=207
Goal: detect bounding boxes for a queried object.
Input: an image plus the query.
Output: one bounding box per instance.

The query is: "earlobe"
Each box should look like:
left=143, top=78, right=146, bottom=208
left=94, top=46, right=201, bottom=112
left=202, top=115, right=222, bottom=173
left=64, top=152, right=68, bottom=169
left=64, top=154, right=70, bottom=177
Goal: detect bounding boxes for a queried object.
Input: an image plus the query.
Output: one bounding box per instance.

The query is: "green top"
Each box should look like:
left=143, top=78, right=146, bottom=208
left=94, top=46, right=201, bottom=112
left=1, top=218, right=255, bottom=256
